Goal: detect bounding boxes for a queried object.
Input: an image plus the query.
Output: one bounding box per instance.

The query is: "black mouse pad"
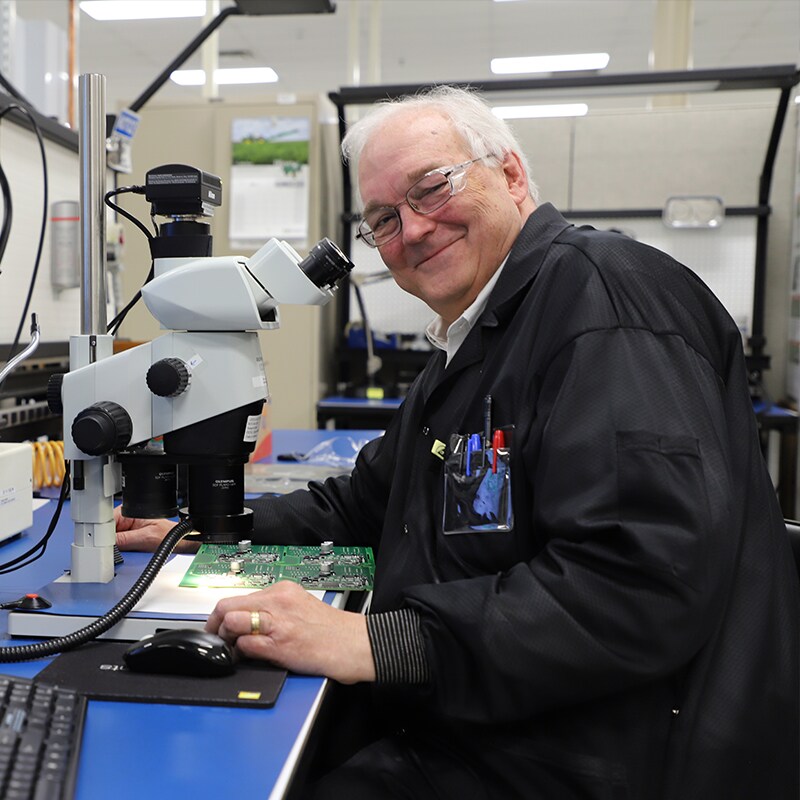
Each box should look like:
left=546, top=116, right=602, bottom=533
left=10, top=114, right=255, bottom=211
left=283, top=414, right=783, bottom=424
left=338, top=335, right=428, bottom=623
left=35, top=641, right=287, bottom=708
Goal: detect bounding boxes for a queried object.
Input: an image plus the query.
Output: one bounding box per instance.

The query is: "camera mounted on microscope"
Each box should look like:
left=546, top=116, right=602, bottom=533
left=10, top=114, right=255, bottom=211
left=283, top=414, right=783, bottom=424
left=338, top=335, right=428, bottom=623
left=145, top=164, right=222, bottom=261
left=145, top=164, right=221, bottom=218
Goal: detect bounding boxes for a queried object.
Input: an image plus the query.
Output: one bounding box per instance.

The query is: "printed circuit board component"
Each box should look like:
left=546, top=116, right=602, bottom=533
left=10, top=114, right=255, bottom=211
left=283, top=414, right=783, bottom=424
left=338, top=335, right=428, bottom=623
left=179, top=541, right=375, bottom=591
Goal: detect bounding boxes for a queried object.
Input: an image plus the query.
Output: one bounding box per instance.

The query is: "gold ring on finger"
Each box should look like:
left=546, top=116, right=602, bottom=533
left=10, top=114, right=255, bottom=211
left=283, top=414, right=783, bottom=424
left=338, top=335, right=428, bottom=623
left=250, top=610, right=261, bottom=635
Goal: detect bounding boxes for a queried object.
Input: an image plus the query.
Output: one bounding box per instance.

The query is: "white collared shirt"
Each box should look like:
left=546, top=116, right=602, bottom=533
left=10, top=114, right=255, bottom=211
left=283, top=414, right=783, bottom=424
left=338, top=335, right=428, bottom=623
left=425, top=258, right=508, bottom=366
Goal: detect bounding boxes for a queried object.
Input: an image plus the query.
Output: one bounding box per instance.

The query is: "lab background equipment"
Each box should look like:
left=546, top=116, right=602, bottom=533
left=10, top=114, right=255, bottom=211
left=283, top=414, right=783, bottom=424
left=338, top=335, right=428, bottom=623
left=0, top=0, right=339, bottom=444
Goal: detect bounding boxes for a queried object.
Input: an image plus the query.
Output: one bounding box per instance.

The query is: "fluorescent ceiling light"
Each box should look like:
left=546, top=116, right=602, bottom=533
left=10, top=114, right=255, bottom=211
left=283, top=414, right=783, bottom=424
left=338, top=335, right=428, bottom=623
left=80, top=1, right=206, bottom=20
left=170, top=70, right=206, bottom=86
left=491, top=53, right=610, bottom=75
left=171, top=68, right=279, bottom=86
left=492, top=103, right=589, bottom=120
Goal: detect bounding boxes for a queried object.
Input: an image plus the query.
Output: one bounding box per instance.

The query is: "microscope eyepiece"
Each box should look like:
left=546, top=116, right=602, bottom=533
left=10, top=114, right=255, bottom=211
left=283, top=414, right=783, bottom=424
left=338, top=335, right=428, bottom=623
left=298, top=238, right=354, bottom=291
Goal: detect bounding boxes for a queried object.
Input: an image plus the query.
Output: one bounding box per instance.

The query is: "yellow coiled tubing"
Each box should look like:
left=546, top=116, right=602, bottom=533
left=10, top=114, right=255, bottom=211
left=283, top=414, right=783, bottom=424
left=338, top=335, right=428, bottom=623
left=30, top=439, right=65, bottom=490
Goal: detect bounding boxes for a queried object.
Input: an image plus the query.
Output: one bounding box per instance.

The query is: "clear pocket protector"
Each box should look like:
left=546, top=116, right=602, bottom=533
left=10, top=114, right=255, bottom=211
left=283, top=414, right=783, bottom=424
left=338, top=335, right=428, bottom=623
left=442, top=447, right=513, bottom=534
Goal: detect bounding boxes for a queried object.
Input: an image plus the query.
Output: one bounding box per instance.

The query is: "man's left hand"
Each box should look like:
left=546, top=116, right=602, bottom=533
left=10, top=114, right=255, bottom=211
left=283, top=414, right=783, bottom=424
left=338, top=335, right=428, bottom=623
left=205, top=581, right=376, bottom=685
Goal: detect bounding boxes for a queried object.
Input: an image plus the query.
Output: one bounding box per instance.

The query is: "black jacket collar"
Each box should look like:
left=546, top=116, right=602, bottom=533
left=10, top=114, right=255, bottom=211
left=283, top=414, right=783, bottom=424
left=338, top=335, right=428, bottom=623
left=420, top=203, right=573, bottom=398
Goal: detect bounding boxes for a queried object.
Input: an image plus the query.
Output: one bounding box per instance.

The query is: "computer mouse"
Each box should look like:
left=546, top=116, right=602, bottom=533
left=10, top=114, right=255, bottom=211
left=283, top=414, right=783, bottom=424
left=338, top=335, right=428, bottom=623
left=123, top=628, right=236, bottom=678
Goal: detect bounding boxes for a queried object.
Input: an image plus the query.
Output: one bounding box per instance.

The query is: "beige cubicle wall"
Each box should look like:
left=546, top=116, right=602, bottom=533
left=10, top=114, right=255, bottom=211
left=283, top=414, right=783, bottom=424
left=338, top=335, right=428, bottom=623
left=115, top=96, right=342, bottom=430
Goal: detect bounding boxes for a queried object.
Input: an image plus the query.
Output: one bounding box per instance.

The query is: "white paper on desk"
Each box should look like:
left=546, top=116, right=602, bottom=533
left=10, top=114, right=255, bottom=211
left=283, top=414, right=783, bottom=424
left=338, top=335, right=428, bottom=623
left=129, top=555, right=325, bottom=617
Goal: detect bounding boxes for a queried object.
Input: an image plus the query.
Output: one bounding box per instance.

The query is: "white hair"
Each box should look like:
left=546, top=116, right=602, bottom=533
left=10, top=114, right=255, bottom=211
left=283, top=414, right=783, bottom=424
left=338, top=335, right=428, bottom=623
left=341, top=85, right=539, bottom=202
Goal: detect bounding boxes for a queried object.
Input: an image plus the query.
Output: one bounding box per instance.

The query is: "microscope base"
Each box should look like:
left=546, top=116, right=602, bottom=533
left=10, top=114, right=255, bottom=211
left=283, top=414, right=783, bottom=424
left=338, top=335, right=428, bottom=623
left=6, top=553, right=206, bottom=642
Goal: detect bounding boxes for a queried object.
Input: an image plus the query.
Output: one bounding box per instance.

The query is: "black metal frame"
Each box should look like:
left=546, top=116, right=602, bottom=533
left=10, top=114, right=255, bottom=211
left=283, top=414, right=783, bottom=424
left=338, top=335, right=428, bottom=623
left=128, top=6, right=243, bottom=113
left=328, top=64, right=800, bottom=388
left=127, top=0, right=335, bottom=114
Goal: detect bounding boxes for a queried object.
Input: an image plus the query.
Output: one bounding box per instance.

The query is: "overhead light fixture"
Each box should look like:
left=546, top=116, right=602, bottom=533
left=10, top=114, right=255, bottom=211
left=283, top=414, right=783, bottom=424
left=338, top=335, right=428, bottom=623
left=491, top=53, right=610, bottom=75
left=81, top=1, right=206, bottom=20
left=170, top=67, right=279, bottom=86
left=492, top=103, right=588, bottom=120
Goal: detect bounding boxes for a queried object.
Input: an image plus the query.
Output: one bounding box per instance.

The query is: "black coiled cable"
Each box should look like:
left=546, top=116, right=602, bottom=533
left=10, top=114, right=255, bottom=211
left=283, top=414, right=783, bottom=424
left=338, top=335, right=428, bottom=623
left=0, top=518, right=196, bottom=662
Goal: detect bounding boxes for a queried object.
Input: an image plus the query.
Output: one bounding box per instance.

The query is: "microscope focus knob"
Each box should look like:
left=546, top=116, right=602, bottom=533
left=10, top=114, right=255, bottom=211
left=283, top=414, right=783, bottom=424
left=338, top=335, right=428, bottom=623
left=72, top=401, right=133, bottom=456
left=46, top=374, right=64, bottom=414
left=147, top=358, right=191, bottom=398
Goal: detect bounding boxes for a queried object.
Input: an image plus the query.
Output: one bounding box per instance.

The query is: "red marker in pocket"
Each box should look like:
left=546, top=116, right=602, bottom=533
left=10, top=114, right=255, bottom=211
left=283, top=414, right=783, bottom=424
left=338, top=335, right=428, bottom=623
left=492, top=429, right=505, bottom=474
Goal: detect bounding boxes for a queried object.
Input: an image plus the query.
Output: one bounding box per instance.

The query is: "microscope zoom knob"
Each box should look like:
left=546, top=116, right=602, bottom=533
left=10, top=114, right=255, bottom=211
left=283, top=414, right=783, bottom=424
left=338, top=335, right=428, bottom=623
left=46, top=374, right=64, bottom=414
left=72, top=401, right=133, bottom=456
left=147, top=358, right=191, bottom=398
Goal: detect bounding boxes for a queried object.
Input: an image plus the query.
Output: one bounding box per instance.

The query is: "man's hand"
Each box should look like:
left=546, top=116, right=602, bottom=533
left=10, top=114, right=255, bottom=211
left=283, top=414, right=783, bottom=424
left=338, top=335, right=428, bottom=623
left=206, top=582, right=376, bottom=685
left=115, top=507, right=200, bottom=553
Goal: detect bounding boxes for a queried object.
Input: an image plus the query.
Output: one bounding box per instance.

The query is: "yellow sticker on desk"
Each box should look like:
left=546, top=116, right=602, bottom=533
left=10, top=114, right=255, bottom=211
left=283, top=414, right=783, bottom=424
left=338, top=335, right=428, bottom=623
left=431, top=439, right=446, bottom=460
left=366, top=386, right=385, bottom=400
left=238, top=691, right=262, bottom=700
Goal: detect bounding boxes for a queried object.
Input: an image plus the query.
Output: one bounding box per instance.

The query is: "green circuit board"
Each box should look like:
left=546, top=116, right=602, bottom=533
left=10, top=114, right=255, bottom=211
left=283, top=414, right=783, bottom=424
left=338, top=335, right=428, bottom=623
left=179, top=542, right=375, bottom=591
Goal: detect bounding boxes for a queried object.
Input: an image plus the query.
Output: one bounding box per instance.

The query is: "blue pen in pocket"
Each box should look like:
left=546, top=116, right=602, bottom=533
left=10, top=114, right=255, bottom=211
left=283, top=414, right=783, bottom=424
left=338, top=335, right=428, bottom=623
left=466, top=433, right=481, bottom=476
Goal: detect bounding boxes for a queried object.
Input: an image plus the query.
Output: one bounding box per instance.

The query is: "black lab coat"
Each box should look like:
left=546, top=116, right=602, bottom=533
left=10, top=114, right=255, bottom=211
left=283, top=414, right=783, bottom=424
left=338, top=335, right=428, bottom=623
left=250, top=204, right=799, bottom=799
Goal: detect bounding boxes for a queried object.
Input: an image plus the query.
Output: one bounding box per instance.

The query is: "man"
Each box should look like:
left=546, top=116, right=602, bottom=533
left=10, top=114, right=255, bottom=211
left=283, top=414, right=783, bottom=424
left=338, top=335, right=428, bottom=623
left=118, top=86, right=799, bottom=798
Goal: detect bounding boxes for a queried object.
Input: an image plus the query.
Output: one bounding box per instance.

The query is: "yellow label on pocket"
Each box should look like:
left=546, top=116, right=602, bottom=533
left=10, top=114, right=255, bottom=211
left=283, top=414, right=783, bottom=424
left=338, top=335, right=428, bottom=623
left=238, top=691, right=262, bottom=700
left=431, top=439, right=447, bottom=460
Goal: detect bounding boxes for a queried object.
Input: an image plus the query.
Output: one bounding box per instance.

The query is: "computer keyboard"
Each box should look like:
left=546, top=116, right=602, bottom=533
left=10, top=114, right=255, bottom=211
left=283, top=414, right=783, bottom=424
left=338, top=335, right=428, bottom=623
left=0, top=674, right=86, bottom=800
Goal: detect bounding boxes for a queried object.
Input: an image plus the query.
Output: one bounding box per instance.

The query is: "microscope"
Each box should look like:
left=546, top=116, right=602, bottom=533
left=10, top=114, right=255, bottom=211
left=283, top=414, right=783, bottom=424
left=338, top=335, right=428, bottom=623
left=48, top=163, right=354, bottom=584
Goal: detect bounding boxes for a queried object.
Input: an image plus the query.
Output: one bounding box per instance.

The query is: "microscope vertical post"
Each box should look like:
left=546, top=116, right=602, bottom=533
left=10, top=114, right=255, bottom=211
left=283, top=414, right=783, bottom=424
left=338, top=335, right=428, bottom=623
left=69, top=73, right=117, bottom=582
left=79, top=73, right=107, bottom=338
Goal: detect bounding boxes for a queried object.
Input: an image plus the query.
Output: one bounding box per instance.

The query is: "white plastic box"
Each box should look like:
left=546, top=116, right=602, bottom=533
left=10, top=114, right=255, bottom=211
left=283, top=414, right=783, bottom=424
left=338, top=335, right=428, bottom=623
left=0, top=442, right=33, bottom=543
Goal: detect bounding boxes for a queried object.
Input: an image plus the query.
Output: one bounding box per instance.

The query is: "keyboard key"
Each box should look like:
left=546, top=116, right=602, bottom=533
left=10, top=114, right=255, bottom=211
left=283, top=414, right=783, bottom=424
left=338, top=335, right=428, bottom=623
left=33, top=777, right=64, bottom=800
left=0, top=675, right=86, bottom=800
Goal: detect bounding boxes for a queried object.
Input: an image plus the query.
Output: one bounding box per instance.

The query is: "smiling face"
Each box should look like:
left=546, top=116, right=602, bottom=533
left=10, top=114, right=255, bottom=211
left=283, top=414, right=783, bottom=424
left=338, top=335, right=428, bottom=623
left=358, top=109, right=535, bottom=325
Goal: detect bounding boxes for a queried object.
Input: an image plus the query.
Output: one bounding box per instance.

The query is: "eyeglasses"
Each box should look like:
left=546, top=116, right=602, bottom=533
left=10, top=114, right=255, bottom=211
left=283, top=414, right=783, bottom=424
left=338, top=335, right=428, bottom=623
left=356, top=156, right=490, bottom=248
